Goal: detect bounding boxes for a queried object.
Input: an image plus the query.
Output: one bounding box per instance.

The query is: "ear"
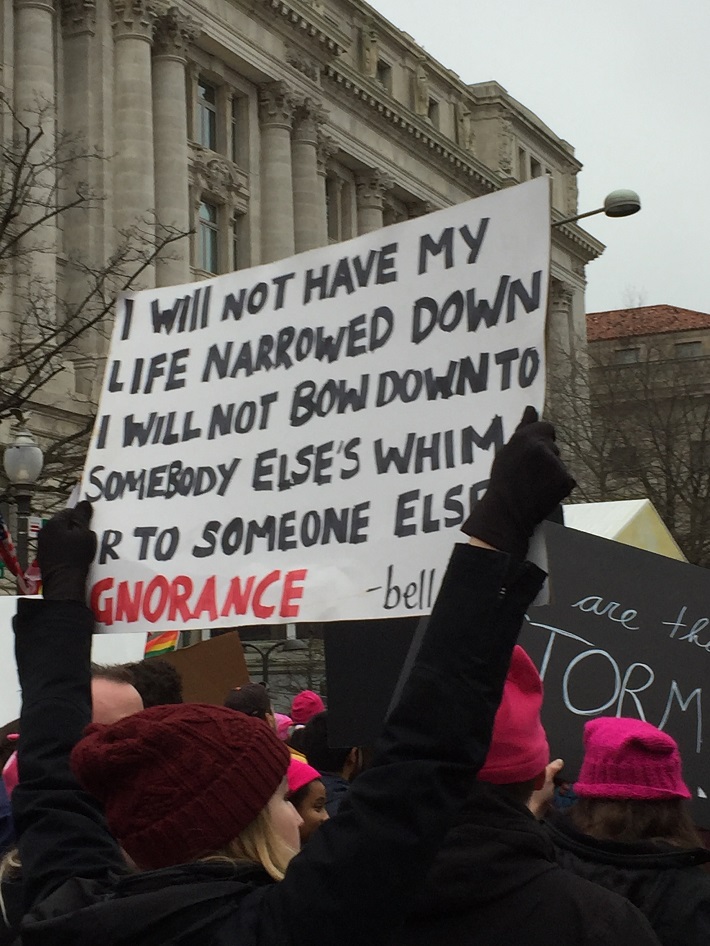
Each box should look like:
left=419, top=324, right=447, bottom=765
left=533, top=769, right=547, bottom=791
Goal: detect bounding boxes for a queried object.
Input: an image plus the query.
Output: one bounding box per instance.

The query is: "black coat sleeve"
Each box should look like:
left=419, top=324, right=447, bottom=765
left=258, top=544, right=545, bottom=946
left=11, top=599, right=126, bottom=911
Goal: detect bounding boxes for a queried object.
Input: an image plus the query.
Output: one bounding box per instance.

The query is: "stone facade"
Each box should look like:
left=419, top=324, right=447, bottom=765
left=0, top=0, right=603, bottom=551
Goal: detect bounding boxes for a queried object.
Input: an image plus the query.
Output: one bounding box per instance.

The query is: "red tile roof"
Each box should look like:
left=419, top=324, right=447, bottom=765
left=587, top=305, right=710, bottom=341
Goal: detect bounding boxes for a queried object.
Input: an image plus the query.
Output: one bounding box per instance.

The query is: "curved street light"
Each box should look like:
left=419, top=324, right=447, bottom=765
left=242, top=638, right=308, bottom=686
left=552, top=189, right=641, bottom=228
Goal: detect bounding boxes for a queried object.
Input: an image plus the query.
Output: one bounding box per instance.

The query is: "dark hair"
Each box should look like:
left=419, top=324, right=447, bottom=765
left=224, top=683, right=272, bottom=721
left=123, top=659, right=184, bottom=707
left=288, top=726, right=307, bottom=754
left=303, top=712, right=352, bottom=774
left=91, top=663, right=134, bottom=686
left=570, top=797, right=704, bottom=849
left=493, top=779, right=537, bottom=806
left=288, top=778, right=322, bottom=812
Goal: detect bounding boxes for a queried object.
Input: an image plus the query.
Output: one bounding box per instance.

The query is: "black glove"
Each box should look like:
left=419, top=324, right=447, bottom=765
left=462, top=406, right=576, bottom=560
left=38, top=500, right=97, bottom=602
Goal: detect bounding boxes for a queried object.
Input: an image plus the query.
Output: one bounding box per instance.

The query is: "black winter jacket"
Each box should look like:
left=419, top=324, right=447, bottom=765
left=546, top=811, right=710, bottom=946
left=391, top=782, right=661, bottom=946
left=12, top=545, right=545, bottom=946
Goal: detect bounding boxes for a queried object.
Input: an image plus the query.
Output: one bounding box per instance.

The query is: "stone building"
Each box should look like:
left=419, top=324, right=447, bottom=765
left=0, top=0, right=602, bottom=562
left=567, top=304, right=710, bottom=565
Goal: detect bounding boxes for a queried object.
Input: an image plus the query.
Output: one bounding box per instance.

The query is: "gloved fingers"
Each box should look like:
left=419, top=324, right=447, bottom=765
left=515, top=405, right=539, bottom=430
left=72, top=500, right=94, bottom=528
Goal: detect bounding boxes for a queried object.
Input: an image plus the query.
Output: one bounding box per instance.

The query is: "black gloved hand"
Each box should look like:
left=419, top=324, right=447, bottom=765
left=461, top=406, right=576, bottom=560
left=38, top=500, right=97, bottom=602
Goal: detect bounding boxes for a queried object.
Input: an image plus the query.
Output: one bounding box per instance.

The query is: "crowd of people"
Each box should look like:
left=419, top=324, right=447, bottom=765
left=0, top=409, right=708, bottom=945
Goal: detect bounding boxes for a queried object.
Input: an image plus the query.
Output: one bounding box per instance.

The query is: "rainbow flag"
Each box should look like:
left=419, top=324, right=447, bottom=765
left=144, top=630, right=180, bottom=657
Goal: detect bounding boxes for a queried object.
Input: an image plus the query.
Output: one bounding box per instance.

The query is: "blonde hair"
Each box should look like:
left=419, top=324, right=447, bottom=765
left=202, top=807, right=297, bottom=881
left=0, top=847, right=20, bottom=928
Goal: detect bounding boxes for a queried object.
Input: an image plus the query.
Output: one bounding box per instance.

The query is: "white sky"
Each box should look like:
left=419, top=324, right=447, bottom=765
left=370, top=0, right=710, bottom=314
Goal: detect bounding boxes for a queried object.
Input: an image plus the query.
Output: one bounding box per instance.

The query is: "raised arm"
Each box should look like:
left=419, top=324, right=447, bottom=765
left=259, top=409, right=575, bottom=946
left=12, top=504, right=125, bottom=911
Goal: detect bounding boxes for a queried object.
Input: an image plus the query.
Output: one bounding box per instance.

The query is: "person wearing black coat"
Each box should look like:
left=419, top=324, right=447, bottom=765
left=11, top=410, right=574, bottom=946
left=547, top=812, right=710, bottom=946
left=543, top=716, right=710, bottom=946
left=390, top=644, right=661, bottom=946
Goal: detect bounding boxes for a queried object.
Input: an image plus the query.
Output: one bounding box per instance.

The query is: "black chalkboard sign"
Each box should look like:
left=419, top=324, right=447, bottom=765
left=520, top=522, right=710, bottom=821
left=324, top=523, right=710, bottom=822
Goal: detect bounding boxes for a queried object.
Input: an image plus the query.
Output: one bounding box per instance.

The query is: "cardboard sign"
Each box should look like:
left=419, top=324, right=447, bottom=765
left=519, top=522, right=710, bottom=819
left=82, top=179, right=550, bottom=632
left=159, top=631, right=249, bottom=705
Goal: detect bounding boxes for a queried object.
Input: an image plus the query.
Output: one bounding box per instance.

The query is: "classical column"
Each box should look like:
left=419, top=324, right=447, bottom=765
left=356, top=170, right=393, bottom=234
left=13, top=0, right=58, bottom=322
left=59, top=1, right=101, bottom=387
left=259, top=81, right=296, bottom=263
left=315, top=133, right=337, bottom=248
left=112, top=0, right=160, bottom=286
left=292, top=100, right=325, bottom=253
left=153, top=7, right=199, bottom=286
left=547, top=279, right=575, bottom=365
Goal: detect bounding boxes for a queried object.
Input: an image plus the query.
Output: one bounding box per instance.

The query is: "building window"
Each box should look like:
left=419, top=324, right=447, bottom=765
left=199, top=200, right=219, bottom=273
left=232, top=213, right=245, bottom=271
left=197, top=79, right=217, bottom=151
left=610, top=445, right=639, bottom=475
left=518, top=147, right=528, bottom=180
left=376, top=59, right=392, bottom=91
left=691, top=440, right=710, bottom=474
left=615, top=347, right=640, bottom=365
left=231, top=96, right=242, bottom=165
left=530, top=157, right=542, bottom=178
left=675, top=340, right=702, bottom=359
left=427, top=97, right=439, bottom=127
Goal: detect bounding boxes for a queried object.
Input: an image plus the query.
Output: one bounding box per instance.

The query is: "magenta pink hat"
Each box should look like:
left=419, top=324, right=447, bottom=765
left=575, top=717, right=691, bottom=801
left=2, top=734, right=19, bottom=797
left=478, top=646, right=549, bottom=784
left=287, top=758, right=322, bottom=796
left=291, top=690, right=325, bottom=725
left=275, top=713, right=293, bottom=741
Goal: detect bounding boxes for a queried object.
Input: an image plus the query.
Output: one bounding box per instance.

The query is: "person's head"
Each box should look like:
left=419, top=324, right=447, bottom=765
left=477, top=645, right=550, bottom=804
left=303, top=711, right=361, bottom=780
left=290, top=690, right=325, bottom=726
left=570, top=716, right=701, bottom=848
left=70, top=702, right=301, bottom=879
left=90, top=676, right=144, bottom=725
left=225, top=683, right=275, bottom=730
left=287, top=759, right=329, bottom=844
left=124, top=658, right=184, bottom=707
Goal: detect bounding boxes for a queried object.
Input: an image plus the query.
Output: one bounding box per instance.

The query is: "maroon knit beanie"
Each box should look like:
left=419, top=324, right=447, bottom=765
left=71, top=702, right=290, bottom=869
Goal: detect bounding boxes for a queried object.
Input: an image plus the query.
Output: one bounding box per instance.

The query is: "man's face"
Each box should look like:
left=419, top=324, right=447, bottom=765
left=91, top=678, right=144, bottom=724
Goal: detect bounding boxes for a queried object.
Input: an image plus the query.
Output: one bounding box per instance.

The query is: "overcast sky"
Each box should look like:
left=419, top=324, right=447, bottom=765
left=371, top=0, right=709, bottom=314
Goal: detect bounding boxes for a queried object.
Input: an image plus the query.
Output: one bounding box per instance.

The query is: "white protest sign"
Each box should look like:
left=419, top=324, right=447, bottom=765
left=82, top=177, right=550, bottom=633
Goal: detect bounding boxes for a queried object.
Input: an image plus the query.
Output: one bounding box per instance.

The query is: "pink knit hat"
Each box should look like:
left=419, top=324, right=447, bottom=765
left=575, top=717, right=691, bottom=800
left=478, top=646, right=549, bottom=784
left=287, top=758, right=322, bottom=796
left=2, top=734, right=19, bottom=797
left=291, top=690, right=325, bottom=725
left=275, top=713, right=293, bottom=741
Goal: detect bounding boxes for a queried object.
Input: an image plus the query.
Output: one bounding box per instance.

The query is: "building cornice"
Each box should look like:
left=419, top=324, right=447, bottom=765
left=252, top=0, right=351, bottom=57
left=551, top=214, right=605, bottom=262
left=322, top=61, right=497, bottom=193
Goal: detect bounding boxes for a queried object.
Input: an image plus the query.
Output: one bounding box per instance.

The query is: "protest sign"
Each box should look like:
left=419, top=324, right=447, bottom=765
left=159, top=632, right=249, bottom=704
left=81, top=178, right=550, bottom=632
left=519, top=522, right=710, bottom=820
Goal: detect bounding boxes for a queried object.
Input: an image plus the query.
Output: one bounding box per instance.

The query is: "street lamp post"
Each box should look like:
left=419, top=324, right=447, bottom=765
left=3, top=427, right=44, bottom=574
left=242, top=639, right=308, bottom=686
left=552, top=189, right=641, bottom=228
